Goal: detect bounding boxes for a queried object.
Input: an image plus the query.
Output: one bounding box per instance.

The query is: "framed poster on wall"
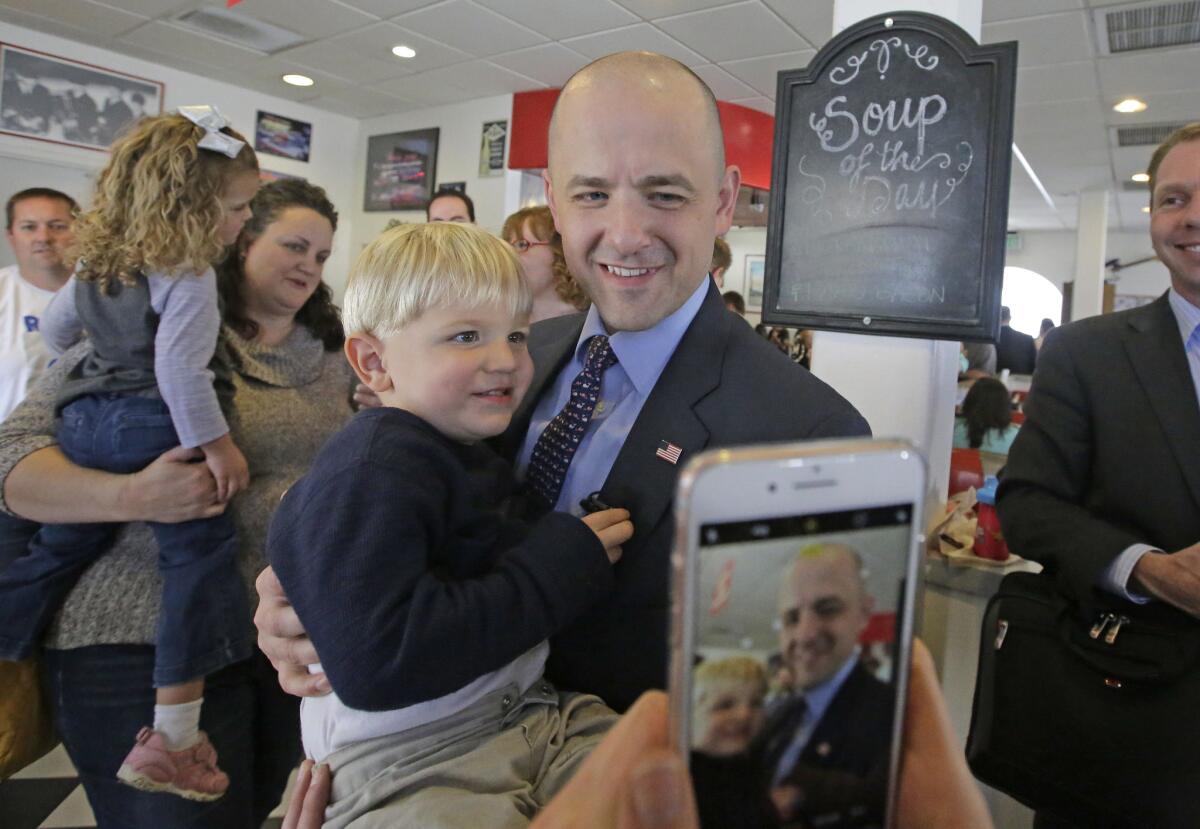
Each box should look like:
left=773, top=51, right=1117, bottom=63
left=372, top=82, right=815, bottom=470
left=745, top=255, right=765, bottom=311
left=255, top=110, right=311, bottom=162
left=0, top=42, right=163, bottom=152
left=364, top=128, right=439, bottom=212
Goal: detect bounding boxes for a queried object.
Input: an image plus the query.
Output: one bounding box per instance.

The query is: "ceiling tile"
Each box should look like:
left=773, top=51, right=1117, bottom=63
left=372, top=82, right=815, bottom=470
left=720, top=50, right=813, bottom=97
left=415, top=59, right=544, bottom=96
left=1096, top=46, right=1200, bottom=98
left=223, top=0, right=376, bottom=40
left=562, top=23, right=707, bottom=66
left=273, top=22, right=450, bottom=84
left=91, top=0, right=194, bottom=17
left=760, top=0, right=832, bottom=49
left=372, top=73, right=480, bottom=106
left=361, top=23, right=475, bottom=73
left=692, top=64, right=756, bottom=100
left=1014, top=99, right=1107, bottom=143
left=728, top=95, right=774, bottom=115
left=118, top=20, right=268, bottom=68
left=1039, top=162, right=1112, bottom=194
left=394, top=0, right=547, bottom=57
left=305, top=85, right=415, bottom=118
left=2, top=0, right=146, bottom=38
left=982, top=11, right=1094, bottom=67
left=489, top=43, right=589, bottom=87
left=334, top=0, right=441, bottom=18
left=1110, top=145, right=1158, bottom=177
left=1106, top=89, right=1200, bottom=125
left=612, top=0, right=737, bottom=19
left=471, top=0, right=638, bottom=40
left=655, top=2, right=807, bottom=63
left=1015, top=60, right=1098, bottom=106
left=982, top=0, right=1083, bottom=24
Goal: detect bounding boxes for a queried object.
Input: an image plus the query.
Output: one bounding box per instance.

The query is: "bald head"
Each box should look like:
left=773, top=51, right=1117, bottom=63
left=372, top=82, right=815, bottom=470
left=777, top=543, right=873, bottom=690
left=549, top=51, right=725, bottom=176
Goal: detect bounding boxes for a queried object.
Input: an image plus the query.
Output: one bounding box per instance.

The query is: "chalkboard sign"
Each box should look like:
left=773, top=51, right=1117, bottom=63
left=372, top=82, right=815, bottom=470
left=763, top=13, right=1016, bottom=342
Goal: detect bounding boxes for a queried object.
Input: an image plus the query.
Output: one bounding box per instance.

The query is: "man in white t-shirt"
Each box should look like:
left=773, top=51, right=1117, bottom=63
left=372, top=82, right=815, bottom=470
left=0, top=187, right=77, bottom=571
left=0, top=187, right=77, bottom=421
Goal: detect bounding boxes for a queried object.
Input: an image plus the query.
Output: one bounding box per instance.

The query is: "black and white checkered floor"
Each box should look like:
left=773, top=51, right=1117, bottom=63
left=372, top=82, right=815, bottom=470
left=0, top=745, right=292, bottom=829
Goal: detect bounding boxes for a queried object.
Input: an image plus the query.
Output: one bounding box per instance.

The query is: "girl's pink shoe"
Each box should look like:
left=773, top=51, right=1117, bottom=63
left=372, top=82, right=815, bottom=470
left=116, top=726, right=229, bottom=801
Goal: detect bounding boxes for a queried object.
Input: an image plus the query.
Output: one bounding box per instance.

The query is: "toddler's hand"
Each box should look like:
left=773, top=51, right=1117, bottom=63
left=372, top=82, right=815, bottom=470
left=582, top=508, right=633, bottom=564
left=202, top=433, right=250, bottom=503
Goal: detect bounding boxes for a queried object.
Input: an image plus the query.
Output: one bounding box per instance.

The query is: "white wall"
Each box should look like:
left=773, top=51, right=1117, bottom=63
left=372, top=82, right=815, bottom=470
left=350, top=95, right=513, bottom=260
left=0, top=21, right=361, bottom=291
left=1004, top=229, right=1170, bottom=300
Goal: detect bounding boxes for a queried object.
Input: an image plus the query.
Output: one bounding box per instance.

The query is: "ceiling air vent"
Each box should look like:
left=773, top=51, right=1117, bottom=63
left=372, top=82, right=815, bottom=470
left=1095, top=0, right=1200, bottom=54
left=1115, top=122, right=1192, bottom=146
left=172, top=6, right=306, bottom=54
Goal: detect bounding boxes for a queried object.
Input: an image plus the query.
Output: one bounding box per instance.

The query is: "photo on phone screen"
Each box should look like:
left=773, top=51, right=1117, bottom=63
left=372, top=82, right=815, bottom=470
left=686, top=503, right=914, bottom=829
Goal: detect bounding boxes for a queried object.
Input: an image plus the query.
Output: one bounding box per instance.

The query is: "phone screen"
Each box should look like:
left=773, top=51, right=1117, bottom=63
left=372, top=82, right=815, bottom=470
left=687, top=502, right=914, bottom=829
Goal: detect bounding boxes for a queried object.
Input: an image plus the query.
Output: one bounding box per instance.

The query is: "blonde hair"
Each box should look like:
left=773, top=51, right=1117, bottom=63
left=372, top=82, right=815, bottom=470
left=71, top=112, right=258, bottom=288
left=693, top=656, right=768, bottom=705
left=343, top=222, right=532, bottom=338
left=501, top=206, right=589, bottom=312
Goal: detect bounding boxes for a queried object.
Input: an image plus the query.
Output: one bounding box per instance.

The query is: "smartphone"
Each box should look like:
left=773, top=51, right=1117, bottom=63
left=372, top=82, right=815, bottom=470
left=669, top=439, right=925, bottom=829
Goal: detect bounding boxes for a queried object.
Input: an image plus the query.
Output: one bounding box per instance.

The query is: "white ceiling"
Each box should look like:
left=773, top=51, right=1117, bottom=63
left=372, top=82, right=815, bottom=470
left=0, top=0, right=1196, bottom=232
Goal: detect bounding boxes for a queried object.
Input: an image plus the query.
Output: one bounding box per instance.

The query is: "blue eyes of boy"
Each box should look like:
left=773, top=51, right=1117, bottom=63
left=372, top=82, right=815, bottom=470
left=450, top=331, right=526, bottom=344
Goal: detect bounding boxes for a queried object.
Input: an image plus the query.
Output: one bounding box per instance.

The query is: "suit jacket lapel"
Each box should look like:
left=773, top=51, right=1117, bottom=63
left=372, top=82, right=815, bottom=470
left=1123, top=293, right=1200, bottom=509
left=597, top=284, right=725, bottom=536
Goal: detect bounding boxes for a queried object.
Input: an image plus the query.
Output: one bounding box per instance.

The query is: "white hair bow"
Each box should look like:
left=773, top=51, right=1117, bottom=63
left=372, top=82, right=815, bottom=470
left=177, top=105, right=246, bottom=159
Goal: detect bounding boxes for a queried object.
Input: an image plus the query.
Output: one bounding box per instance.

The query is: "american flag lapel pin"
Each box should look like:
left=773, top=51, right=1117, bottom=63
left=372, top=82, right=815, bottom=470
left=655, top=439, right=682, bottom=465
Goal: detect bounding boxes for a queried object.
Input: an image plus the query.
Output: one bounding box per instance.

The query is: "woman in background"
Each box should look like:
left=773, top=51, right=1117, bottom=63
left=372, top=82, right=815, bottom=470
left=502, top=206, right=588, bottom=323
left=0, top=179, right=355, bottom=828
left=953, top=377, right=1020, bottom=455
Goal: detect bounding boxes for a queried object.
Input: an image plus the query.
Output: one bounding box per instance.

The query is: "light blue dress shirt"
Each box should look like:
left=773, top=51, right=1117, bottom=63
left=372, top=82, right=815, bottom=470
left=517, top=278, right=710, bottom=515
left=770, top=650, right=863, bottom=786
left=1101, top=288, right=1200, bottom=601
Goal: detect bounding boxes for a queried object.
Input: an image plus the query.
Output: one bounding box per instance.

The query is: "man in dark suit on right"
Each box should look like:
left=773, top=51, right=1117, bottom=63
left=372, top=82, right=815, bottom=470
left=997, top=122, right=1200, bottom=827
left=995, top=305, right=1037, bottom=374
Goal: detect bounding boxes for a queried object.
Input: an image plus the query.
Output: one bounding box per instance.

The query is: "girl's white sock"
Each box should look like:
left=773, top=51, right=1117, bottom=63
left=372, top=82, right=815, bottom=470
left=153, top=699, right=203, bottom=750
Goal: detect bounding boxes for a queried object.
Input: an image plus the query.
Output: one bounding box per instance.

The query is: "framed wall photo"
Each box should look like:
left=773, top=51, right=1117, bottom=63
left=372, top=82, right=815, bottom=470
left=479, top=119, right=507, bottom=177
left=364, top=128, right=439, bottom=212
left=255, top=110, right=311, bottom=162
left=0, top=42, right=163, bottom=152
left=745, top=255, right=765, bottom=311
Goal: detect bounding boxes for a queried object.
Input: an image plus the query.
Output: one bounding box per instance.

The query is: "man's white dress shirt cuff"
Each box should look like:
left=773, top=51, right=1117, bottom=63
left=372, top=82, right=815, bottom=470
left=1099, top=544, right=1159, bottom=603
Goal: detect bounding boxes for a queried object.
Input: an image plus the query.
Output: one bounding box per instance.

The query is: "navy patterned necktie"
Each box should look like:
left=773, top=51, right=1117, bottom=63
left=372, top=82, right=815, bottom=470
left=526, top=335, right=618, bottom=508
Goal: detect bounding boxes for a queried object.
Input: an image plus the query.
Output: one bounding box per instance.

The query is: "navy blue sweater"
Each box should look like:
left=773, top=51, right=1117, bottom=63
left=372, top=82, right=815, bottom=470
left=267, top=407, right=614, bottom=712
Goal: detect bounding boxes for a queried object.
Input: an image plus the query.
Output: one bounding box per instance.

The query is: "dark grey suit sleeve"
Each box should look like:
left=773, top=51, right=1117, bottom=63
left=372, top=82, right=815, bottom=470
left=997, top=331, right=1143, bottom=600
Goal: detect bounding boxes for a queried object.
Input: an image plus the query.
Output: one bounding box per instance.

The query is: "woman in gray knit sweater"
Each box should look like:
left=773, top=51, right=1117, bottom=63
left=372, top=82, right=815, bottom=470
left=0, top=179, right=356, bottom=828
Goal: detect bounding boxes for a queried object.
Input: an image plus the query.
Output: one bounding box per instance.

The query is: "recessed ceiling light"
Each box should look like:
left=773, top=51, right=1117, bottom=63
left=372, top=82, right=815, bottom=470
left=1113, top=98, right=1147, bottom=114
left=282, top=73, right=314, bottom=87
left=1142, top=206, right=1151, bottom=213
left=1131, top=172, right=1150, bottom=183
left=392, top=45, right=416, bottom=58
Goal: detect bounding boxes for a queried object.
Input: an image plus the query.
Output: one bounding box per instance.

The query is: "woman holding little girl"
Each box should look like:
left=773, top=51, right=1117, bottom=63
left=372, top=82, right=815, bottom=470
left=0, top=109, right=354, bottom=827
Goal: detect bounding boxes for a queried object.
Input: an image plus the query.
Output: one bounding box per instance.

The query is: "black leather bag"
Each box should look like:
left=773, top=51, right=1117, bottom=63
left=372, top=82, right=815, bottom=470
left=966, top=570, right=1200, bottom=828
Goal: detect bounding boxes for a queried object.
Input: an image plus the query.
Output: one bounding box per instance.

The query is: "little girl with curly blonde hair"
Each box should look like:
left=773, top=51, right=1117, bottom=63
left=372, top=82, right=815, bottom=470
left=0, top=106, right=260, bottom=801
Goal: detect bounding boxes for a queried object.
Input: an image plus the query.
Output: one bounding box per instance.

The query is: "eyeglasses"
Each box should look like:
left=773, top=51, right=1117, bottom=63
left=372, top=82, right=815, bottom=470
left=510, top=239, right=550, bottom=253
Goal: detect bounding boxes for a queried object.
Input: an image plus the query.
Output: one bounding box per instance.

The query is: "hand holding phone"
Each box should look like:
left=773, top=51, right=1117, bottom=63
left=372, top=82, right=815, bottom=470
left=582, top=508, right=633, bottom=564
left=669, top=439, right=925, bottom=829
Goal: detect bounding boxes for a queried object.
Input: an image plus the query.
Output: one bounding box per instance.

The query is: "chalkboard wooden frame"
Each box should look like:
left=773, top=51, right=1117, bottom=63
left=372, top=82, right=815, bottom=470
left=762, top=12, right=1017, bottom=342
